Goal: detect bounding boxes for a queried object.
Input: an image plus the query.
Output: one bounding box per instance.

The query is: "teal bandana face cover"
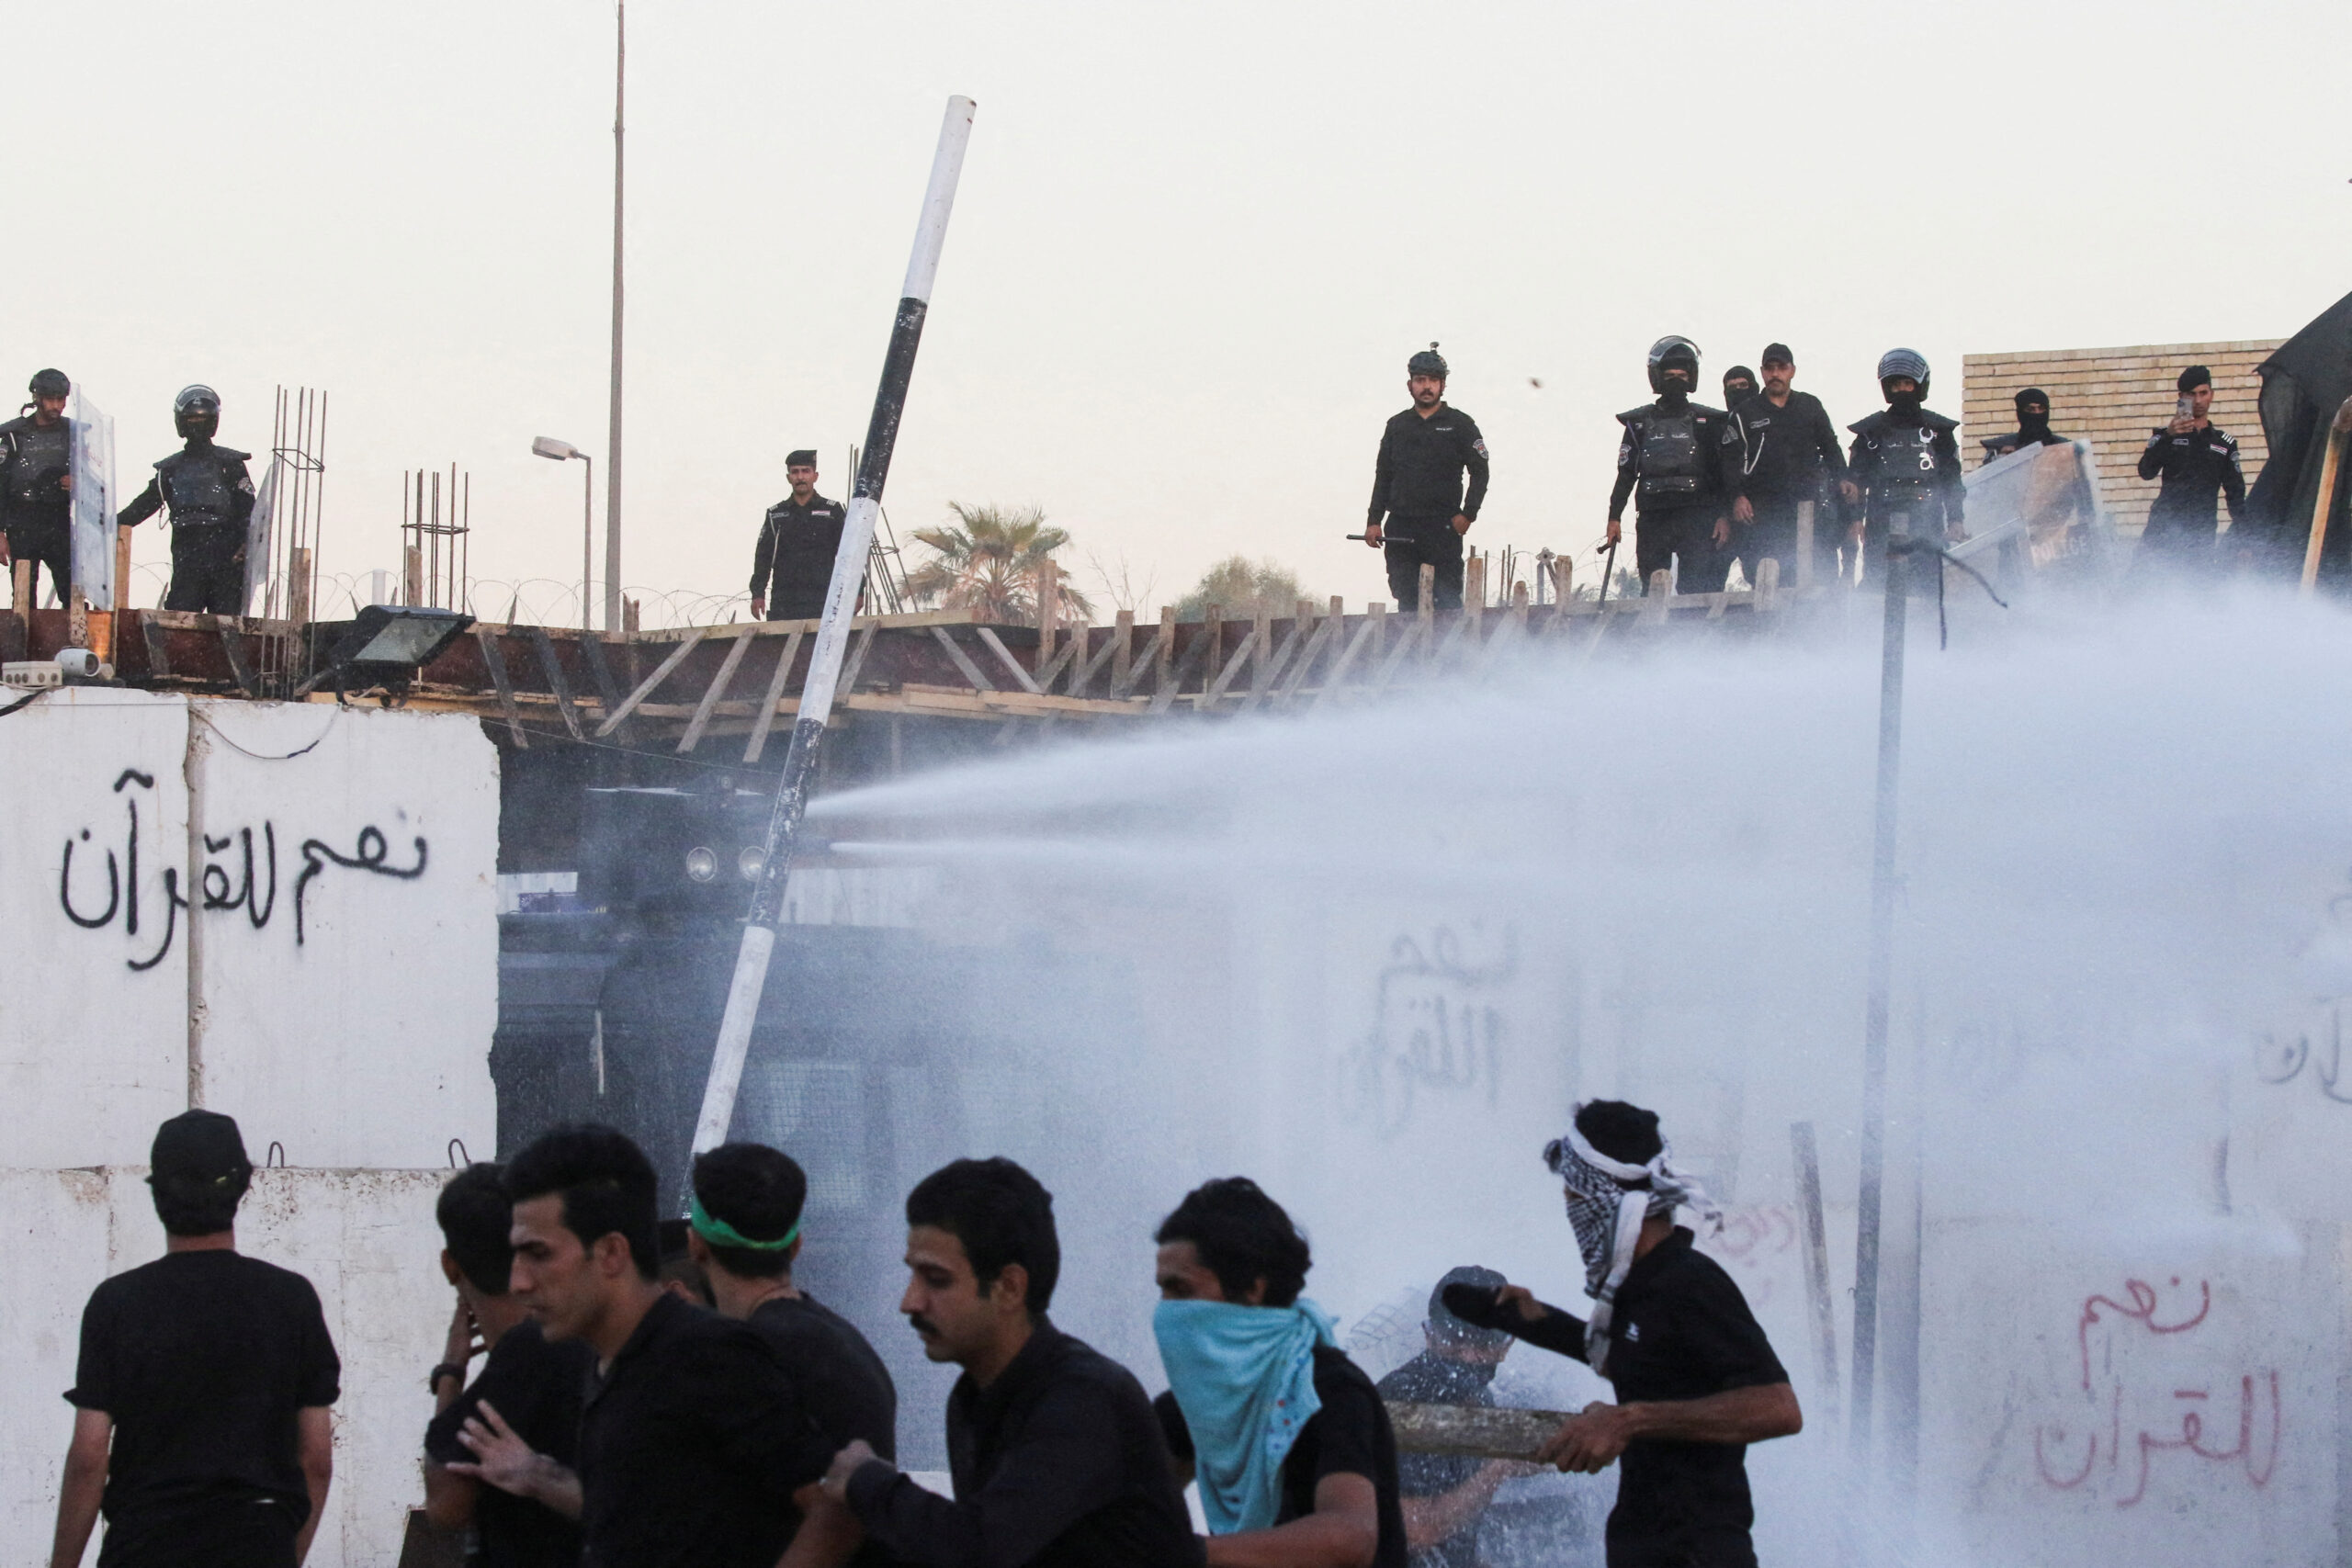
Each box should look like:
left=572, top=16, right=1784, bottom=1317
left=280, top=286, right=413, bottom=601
left=1153, top=1297, right=1338, bottom=1534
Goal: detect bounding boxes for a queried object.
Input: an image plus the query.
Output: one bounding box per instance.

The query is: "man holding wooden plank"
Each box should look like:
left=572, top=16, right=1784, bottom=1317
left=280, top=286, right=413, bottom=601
left=1441, top=1101, right=1800, bottom=1568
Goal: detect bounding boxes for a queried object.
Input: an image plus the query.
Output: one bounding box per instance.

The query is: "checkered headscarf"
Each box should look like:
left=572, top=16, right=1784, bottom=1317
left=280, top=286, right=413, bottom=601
left=1544, top=1105, right=1718, bottom=1375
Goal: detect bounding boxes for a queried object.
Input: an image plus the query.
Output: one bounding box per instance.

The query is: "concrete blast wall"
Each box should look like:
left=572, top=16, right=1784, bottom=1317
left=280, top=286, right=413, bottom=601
left=0, top=692, right=499, bottom=1568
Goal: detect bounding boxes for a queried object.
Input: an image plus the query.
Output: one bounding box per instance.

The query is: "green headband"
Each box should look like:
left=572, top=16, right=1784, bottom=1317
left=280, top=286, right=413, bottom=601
left=689, top=1192, right=802, bottom=1253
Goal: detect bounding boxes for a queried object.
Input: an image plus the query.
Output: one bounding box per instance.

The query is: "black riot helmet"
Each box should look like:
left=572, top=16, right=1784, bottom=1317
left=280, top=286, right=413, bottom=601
left=1407, top=342, right=1449, bottom=381
left=174, top=384, right=220, bottom=440
left=1876, top=348, right=1930, bottom=402
left=1646, top=336, right=1700, bottom=395
left=28, top=368, right=69, bottom=400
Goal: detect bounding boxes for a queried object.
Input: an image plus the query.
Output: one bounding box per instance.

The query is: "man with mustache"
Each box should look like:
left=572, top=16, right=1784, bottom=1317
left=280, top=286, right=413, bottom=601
left=807, top=1157, right=1201, bottom=1568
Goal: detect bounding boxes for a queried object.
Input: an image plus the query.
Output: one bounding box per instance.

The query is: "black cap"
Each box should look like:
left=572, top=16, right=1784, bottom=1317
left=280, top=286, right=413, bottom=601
left=1408, top=343, right=1449, bottom=380
left=1429, top=1265, right=1511, bottom=1343
left=150, top=1109, right=253, bottom=1185
left=1759, top=343, right=1793, bottom=367
left=28, top=368, right=69, bottom=399
left=785, top=449, right=819, bottom=468
left=2177, top=365, right=2211, bottom=393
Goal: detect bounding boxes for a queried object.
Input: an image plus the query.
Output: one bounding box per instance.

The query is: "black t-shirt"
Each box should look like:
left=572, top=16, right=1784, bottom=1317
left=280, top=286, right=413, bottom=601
left=66, top=1250, right=341, bottom=1559
left=1373, top=1351, right=1498, bottom=1568
left=574, top=1292, right=837, bottom=1568
left=1157, top=1345, right=1408, bottom=1568
left=745, top=1292, right=898, bottom=1461
left=425, top=1320, right=593, bottom=1568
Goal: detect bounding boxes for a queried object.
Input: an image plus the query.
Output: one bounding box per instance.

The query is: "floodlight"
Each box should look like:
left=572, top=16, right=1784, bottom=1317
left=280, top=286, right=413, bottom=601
left=300, top=605, right=476, bottom=698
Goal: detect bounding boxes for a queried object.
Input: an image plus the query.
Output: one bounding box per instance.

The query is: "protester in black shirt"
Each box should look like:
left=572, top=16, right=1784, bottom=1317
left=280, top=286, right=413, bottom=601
left=689, top=1143, right=898, bottom=1464
left=1607, top=338, right=1743, bottom=595
left=1441, top=1102, right=1799, bottom=1568
left=1363, top=344, right=1489, bottom=613
left=750, top=450, right=849, bottom=621
left=53, top=1111, right=340, bottom=1568
left=1373, top=1268, right=1528, bottom=1568
left=1150, top=1177, right=1405, bottom=1568
left=2135, top=364, right=2246, bottom=568
left=1728, top=344, right=1856, bottom=587
left=448, top=1124, right=854, bottom=1568
left=424, top=1163, right=590, bottom=1568
left=812, top=1156, right=1202, bottom=1568
left=1979, top=387, right=2066, bottom=463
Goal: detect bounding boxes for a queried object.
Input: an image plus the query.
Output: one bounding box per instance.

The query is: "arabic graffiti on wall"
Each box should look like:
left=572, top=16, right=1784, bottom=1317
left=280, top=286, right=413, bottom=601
left=56, top=767, right=429, bottom=972
left=1337, top=925, right=1515, bottom=1139
left=2032, top=1274, right=2280, bottom=1508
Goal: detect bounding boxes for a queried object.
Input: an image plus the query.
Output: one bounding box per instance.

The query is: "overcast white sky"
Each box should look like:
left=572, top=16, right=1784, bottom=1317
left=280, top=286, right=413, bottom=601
left=11, top=1, right=2347, bottom=620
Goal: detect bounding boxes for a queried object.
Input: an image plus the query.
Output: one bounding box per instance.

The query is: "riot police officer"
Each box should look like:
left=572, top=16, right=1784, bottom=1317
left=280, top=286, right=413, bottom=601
left=1606, top=337, right=1741, bottom=594
left=0, top=368, right=76, bottom=604
left=119, top=386, right=257, bottom=614
left=1364, top=343, right=1488, bottom=611
left=1978, top=387, right=2066, bottom=463
left=1845, top=349, right=1965, bottom=587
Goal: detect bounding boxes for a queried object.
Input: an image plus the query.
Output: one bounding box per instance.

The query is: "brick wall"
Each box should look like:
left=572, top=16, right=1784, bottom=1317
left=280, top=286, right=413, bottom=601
left=1961, top=339, right=2279, bottom=537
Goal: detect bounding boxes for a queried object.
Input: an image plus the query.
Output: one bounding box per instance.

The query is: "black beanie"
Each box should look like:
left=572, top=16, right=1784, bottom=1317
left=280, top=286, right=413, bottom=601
left=1575, top=1100, right=1664, bottom=1165
left=2177, top=366, right=2211, bottom=394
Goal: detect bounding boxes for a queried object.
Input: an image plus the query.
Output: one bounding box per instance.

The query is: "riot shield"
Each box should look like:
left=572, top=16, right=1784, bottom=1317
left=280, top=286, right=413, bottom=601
left=244, top=454, right=282, bottom=615
left=67, top=389, right=116, bottom=610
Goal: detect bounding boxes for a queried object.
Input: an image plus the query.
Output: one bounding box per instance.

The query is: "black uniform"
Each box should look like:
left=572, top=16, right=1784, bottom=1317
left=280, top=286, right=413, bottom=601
left=2135, top=421, right=2245, bottom=564
left=750, top=491, right=848, bottom=621
left=1729, top=391, right=1849, bottom=585
left=119, top=442, right=257, bottom=614
left=1368, top=405, right=1488, bottom=612
left=0, top=412, right=74, bottom=602
left=1846, top=409, right=1964, bottom=587
left=424, top=1321, right=591, bottom=1568
left=1609, top=399, right=1742, bottom=593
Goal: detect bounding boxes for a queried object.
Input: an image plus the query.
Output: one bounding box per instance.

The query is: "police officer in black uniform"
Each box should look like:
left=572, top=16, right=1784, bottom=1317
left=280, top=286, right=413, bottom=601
left=119, top=385, right=257, bottom=614
left=1364, top=344, right=1488, bottom=612
left=1606, top=337, right=1741, bottom=594
left=1720, top=366, right=1758, bottom=408
left=1978, top=387, right=2066, bottom=463
left=1729, top=344, right=1854, bottom=588
left=2134, top=365, right=2245, bottom=569
left=1, top=368, right=75, bottom=604
left=748, top=449, right=848, bottom=621
left=1845, top=349, right=1965, bottom=587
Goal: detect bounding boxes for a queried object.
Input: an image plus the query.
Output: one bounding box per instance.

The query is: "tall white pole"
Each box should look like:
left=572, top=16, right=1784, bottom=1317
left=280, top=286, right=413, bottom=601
left=689, top=96, right=977, bottom=1157
left=604, top=2, right=626, bottom=631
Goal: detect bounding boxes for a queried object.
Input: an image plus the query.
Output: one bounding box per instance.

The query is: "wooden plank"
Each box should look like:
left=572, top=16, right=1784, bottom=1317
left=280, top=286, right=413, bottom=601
left=1310, top=614, right=1382, bottom=709
left=1272, top=609, right=1342, bottom=705
left=974, top=626, right=1044, bottom=694
left=1034, top=626, right=1086, bottom=693
left=141, top=616, right=173, bottom=678
left=1238, top=614, right=1315, bottom=713
left=473, top=626, right=529, bottom=748
left=596, top=624, right=710, bottom=737
left=677, top=624, right=757, bottom=754
left=1109, top=610, right=1133, bottom=694
left=833, top=624, right=877, bottom=702
left=1199, top=626, right=1260, bottom=708
left=929, top=625, right=997, bottom=692
left=1146, top=625, right=1217, bottom=716
left=216, top=616, right=261, bottom=697
left=1371, top=613, right=1427, bottom=693
left=579, top=631, right=633, bottom=742
left=525, top=626, right=585, bottom=739
left=742, top=628, right=804, bottom=763
left=1385, top=1402, right=1566, bottom=1461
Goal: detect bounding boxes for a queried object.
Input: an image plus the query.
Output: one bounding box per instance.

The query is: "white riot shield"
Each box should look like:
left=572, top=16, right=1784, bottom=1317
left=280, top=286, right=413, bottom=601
left=243, top=455, right=282, bottom=615
left=67, top=390, right=116, bottom=610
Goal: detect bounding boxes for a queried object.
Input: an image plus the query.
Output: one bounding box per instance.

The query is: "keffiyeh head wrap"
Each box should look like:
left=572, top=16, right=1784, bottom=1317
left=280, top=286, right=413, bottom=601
left=1544, top=1103, right=1719, bottom=1374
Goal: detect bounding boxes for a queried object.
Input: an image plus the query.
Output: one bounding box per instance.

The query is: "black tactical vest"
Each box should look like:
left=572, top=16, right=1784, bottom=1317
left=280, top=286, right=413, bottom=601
left=1635, top=408, right=1702, bottom=499
left=160, top=447, right=237, bottom=528
left=1861, top=420, right=1939, bottom=504
left=4, top=419, right=71, bottom=509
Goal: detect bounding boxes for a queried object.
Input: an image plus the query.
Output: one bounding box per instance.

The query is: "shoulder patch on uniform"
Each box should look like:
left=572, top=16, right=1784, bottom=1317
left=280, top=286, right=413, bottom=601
left=1471, top=439, right=1487, bottom=457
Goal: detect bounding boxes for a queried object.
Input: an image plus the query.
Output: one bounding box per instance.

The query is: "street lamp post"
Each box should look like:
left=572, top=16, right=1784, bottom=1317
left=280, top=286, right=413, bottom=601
left=532, top=436, right=594, bottom=630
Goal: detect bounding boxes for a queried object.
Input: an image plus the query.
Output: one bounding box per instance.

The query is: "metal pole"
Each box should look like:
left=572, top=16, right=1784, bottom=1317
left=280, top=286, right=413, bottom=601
left=604, top=0, right=626, bottom=631
left=1849, top=508, right=1908, bottom=1469
left=690, top=95, right=976, bottom=1157
left=581, top=455, right=594, bottom=632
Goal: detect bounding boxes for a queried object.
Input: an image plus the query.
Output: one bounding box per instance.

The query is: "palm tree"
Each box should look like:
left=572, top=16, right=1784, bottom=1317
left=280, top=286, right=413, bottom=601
left=905, top=502, right=1097, bottom=626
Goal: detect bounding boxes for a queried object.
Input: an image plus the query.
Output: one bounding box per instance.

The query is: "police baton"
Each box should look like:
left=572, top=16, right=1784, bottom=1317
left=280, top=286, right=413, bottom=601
left=1594, top=535, right=1620, bottom=608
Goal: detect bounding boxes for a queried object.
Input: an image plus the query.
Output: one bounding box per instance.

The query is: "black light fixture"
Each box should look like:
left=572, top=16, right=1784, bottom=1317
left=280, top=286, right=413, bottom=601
left=300, top=605, right=476, bottom=698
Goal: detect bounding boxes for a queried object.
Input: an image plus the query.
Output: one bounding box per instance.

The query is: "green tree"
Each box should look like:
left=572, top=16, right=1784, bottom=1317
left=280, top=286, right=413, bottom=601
left=1174, top=555, right=1316, bottom=621
left=904, top=502, right=1097, bottom=626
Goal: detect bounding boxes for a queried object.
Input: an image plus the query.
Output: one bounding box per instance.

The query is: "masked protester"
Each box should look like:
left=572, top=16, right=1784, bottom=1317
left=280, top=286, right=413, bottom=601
left=1364, top=344, right=1489, bottom=613
left=1, top=368, right=76, bottom=604
left=119, top=386, right=258, bottom=614
left=1437, top=1101, right=1801, bottom=1568
left=1606, top=338, right=1743, bottom=594
left=1845, top=349, right=1965, bottom=587
left=2134, top=365, right=2245, bottom=570
left=1979, top=387, right=2065, bottom=463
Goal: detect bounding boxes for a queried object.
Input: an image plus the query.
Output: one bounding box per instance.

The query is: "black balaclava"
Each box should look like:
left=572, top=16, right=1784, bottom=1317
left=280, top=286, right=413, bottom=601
left=1886, top=386, right=1923, bottom=419
left=2015, top=387, right=2052, bottom=443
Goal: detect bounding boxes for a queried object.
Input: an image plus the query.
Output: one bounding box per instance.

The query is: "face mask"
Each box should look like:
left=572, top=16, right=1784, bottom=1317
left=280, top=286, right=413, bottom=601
left=1888, top=391, right=1923, bottom=416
